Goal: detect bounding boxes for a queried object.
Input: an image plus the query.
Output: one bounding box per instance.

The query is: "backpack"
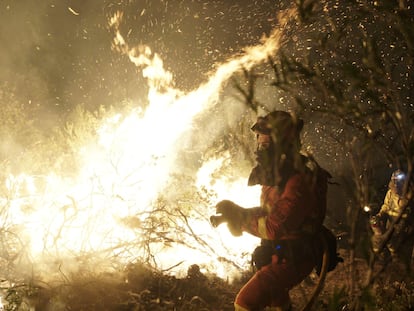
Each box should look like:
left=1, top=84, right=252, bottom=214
left=306, top=158, right=343, bottom=274
left=314, top=225, right=343, bottom=276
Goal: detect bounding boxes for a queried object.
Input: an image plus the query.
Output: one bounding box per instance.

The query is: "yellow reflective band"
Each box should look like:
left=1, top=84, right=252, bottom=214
left=387, top=210, right=408, bottom=218
left=234, top=303, right=249, bottom=311
left=258, top=216, right=270, bottom=239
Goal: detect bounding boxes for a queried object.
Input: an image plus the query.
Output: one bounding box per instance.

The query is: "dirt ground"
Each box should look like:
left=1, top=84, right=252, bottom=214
left=3, top=248, right=414, bottom=311
left=289, top=248, right=414, bottom=310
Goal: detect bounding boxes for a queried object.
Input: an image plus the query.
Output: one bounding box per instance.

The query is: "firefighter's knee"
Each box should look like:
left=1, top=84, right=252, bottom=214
left=234, top=302, right=249, bottom=311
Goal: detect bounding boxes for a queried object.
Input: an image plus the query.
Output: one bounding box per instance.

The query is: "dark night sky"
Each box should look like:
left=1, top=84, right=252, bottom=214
left=0, top=0, right=282, bottom=119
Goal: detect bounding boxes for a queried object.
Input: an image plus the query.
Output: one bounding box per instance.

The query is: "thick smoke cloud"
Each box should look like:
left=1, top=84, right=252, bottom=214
left=0, top=0, right=280, bottom=121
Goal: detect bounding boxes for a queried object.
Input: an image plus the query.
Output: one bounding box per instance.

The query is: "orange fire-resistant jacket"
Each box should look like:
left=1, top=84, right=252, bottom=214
left=234, top=170, right=327, bottom=310
left=243, top=172, right=326, bottom=241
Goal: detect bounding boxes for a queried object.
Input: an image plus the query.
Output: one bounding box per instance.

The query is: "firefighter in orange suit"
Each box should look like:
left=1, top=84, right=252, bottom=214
left=210, top=111, right=330, bottom=311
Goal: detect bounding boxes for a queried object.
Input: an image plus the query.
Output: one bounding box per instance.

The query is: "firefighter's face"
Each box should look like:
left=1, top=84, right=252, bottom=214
left=256, top=133, right=271, bottom=151
left=255, top=134, right=273, bottom=166
left=390, top=180, right=404, bottom=196
left=248, top=133, right=274, bottom=186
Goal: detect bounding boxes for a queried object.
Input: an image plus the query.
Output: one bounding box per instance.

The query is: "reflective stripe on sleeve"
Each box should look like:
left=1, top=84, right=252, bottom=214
left=258, top=216, right=270, bottom=239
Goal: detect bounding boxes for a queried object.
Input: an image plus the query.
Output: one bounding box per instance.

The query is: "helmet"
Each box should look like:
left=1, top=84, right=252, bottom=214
left=248, top=111, right=304, bottom=187
left=391, top=169, right=405, bottom=181
left=251, top=111, right=304, bottom=139
left=389, top=169, right=406, bottom=196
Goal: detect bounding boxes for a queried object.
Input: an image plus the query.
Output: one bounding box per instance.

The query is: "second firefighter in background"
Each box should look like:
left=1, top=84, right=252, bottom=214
left=371, top=169, right=414, bottom=271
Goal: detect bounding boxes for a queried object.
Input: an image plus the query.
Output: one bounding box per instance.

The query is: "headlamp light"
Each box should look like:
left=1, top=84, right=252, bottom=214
left=396, top=173, right=405, bottom=180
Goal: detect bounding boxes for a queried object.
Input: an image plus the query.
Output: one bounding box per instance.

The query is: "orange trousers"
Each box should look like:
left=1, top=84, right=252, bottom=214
left=234, top=254, right=314, bottom=310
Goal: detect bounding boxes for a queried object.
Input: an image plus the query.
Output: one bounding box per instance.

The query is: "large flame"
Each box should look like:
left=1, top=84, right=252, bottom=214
left=0, top=8, right=295, bottom=285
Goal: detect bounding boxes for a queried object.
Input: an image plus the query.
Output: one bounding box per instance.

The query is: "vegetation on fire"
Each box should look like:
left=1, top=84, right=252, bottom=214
left=0, top=0, right=413, bottom=310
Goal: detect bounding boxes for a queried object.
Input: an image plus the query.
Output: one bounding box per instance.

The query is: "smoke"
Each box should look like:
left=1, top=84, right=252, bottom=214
left=0, top=1, right=303, bottom=294
left=0, top=1, right=63, bottom=112
left=0, top=0, right=281, bottom=115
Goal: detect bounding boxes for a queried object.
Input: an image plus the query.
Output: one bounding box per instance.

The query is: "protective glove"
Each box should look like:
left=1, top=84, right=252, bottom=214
left=370, top=215, right=384, bottom=236
left=210, top=200, right=248, bottom=236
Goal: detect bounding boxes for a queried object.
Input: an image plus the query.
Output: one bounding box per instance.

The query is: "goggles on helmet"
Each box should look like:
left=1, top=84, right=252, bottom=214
left=256, top=133, right=271, bottom=151
left=392, top=171, right=405, bottom=181
left=251, top=116, right=272, bottom=135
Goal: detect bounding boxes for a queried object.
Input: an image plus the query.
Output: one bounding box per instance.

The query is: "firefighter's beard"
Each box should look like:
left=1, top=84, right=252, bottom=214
left=248, top=148, right=275, bottom=186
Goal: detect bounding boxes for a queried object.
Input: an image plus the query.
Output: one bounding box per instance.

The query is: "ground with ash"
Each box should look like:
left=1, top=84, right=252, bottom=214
left=12, top=248, right=414, bottom=310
